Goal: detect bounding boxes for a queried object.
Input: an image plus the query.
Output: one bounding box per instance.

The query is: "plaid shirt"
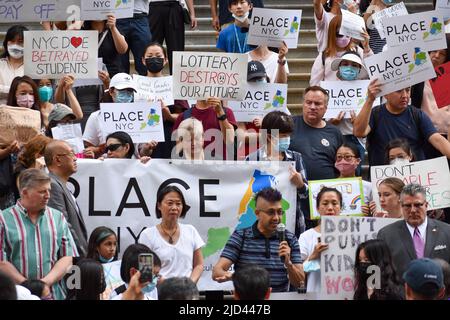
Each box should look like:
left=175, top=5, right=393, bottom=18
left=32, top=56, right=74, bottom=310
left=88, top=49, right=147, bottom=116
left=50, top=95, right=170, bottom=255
left=0, top=201, right=78, bottom=300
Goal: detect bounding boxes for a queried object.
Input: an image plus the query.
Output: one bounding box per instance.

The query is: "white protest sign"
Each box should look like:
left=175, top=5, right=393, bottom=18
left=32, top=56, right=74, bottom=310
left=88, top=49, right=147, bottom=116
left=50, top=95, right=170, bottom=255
left=81, top=0, right=134, bottom=20
left=320, top=216, right=399, bottom=300
left=73, top=58, right=104, bottom=88
left=100, top=102, right=165, bottom=143
left=308, top=178, right=365, bottom=220
left=133, top=75, right=175, bottom=106
left=172, top=51, right=248, bottom=101
left=24, top=31, right=98, bottom=79
left=51, top=123, right=84, bottom=154
left=370, top=157, right=450, bottom=211
left=364, top=43, right=436, bottom=96
left=247, top=8, right=302, bottom=49
left=436, top=0, right=450, bottom=20
left=227, top=83, right=288, bottom=122
left=0, top=0, right=80, bottom=22
left=340, top=9, right=366, bottom=41
left=320, top=80, right=370, bottom=118
left=71, top=159, right=297, bottom=291
left=384, top=11, right=446, bottom=51
left=371, top=2, right=408, bottom=39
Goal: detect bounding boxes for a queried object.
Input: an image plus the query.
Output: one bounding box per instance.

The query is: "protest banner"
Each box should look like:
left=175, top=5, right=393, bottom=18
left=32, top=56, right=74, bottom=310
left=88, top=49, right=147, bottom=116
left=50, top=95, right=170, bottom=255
left=429, top=61, right=450, bottom=108
left=72, top=159, right=297, bottom=291
left=81, top=0, right=134, bottom=20
left=436, top=0, right=450, bottom=21
left=320, top=80, right=370, bottom=118
left=309, top=177, right=365, bottom=220
left=364, top=43, right=436, bottom=96
left=384, top=11, right=446, bottom=51
left=340, top=9, right=366, bottom=41
left=227, top=83, right=288, bottom=122
left=247, top=8, right=302, bottom=48
left=133, top=75, right=175, bottom=106
left=370, top=157, right=450, bottom=211
left=100, top=102, right=165, bottom=143
left=24, top=30, right=98, bottom=79
left=320, top=216, right=399, bottom=299
left=371, top=2, right=408, bottom=39
left=51, top=123, right=84, bottom=154
left=0, top=106, right=41, bottom=146
left=172, top=51, right=247, bottom=101
left=0, top=0, right=80, bottom=22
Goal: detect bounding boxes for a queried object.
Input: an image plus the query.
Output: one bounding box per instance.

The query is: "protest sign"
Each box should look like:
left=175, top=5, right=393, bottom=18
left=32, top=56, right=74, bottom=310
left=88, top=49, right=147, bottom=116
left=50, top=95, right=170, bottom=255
left=24, top=31, right=98, bottom=79
left=0, top=106, right=41, bottom=146
left=371, top=2, right=408, bottom=39
left=133, top=75, right=175, bottom=106
left=309, top=177, right=365, bottom=220
left=81, top=0, right=134, bottom=20
left=172, top=51, right=248, bottom=101
left=72, top=58, right=104, bottom=88
left=340, top=9, right=366, bottom=41
left=384, top=11, right=446, bottom=51
left=320, top=216, right=399, bottom=300
left=0, top=0, right=80, bottom=22
left=72, top=159, right=297, bottom=291
left=100, top=102, right=165, bottom=143
left=51, top=123, right=84, bottom=154
left=429, top=61, right=450, bottom=108
left=364, top=43, right=436, bottom=96
left=434, top=0, right=450, bottom=21
left=227, top=83, right=288, bottom=122
left=247, top=8, right=302, bottom=48
left=370, top=157, right=450, bottom=211
left=320, top=80, right=370, bottom=118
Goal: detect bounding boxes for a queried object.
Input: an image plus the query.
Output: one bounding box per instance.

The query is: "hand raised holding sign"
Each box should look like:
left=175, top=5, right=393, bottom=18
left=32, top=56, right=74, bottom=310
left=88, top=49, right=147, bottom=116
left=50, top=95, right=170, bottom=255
left=308, top=242, right=329, bottom=261
left=278, top=41, right=289, bottom=61
left=106, top=14, right=117, bottom=30
left=289, top=165, right=305, bottom=189
left=329, top=111, right=345, bottom=126
left=366, top=79, right=382, bottom=102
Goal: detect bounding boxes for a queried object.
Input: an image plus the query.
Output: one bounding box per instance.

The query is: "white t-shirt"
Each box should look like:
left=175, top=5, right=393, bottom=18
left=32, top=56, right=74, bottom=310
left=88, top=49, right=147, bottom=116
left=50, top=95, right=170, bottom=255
left=0, top=58, right=24, bottom=105
left=15, top=285, right=40, bottom=300
left=247, top=51, right=290, bottom=84
left=111, top=287, right=158, bottom=300
left=82, top=110, right=107, bottom=146
left=315, top=7, right=336, bottom=52
left=299, top=228, right=321, bottom=293
left=139, top=224, right=205, bottom=279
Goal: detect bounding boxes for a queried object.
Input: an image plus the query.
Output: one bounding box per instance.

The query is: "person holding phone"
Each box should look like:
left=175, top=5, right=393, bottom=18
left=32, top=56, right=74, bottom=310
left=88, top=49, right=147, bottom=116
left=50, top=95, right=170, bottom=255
left=139, top=186, right=205, bottom=283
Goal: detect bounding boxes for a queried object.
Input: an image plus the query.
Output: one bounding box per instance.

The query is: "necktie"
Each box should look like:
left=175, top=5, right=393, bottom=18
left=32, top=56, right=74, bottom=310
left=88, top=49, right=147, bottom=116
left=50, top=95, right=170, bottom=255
left=413, top=228, right=425, bottom=259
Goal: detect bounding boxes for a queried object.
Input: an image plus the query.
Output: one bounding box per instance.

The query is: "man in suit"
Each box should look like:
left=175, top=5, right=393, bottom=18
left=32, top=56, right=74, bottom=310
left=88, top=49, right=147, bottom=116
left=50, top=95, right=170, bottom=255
left=44, top=140, right=88, bottom=257
left=378, top=183, right=450, bottom=279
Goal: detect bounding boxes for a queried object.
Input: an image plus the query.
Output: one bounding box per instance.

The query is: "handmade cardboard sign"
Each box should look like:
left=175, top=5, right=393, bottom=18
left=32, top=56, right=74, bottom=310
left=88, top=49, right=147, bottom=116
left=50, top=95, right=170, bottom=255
left=133, top=75, right=175, bottom=106
left=247, top=8, right=302, bottom=48
left=81, top=0, right=134, bottom=20
left=51, top=123, right=84, bottom=154
left=0, top=106, right=41, bottom=146
left=371, top=2, right=408, bottom=39
left=340, top=9, right=366, bottom=41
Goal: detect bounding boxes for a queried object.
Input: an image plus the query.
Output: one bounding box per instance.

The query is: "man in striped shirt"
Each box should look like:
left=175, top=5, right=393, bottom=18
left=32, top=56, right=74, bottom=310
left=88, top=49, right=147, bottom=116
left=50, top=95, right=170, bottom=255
left=212, top=187, right=305, bottom=292
left=0, top=169, right=78, bottom=300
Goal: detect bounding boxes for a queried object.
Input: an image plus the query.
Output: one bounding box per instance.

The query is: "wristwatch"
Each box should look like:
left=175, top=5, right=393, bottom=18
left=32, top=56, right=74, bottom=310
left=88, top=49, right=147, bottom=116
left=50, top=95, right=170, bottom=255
left=278, top=59, right=287, bottom=66
left=217, top=113, right=227, bottom=121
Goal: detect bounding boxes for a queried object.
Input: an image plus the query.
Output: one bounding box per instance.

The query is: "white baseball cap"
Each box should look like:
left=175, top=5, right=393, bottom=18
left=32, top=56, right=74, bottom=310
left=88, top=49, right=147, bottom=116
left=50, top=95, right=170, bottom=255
left=331, top=51, right=369, bottom=80
left=109, top=73, right=137, bottom=92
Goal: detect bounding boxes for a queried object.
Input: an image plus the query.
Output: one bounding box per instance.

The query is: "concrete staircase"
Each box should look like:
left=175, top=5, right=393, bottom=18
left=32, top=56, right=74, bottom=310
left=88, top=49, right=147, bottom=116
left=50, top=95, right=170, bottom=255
left=0, top=0, right=434, bottom=115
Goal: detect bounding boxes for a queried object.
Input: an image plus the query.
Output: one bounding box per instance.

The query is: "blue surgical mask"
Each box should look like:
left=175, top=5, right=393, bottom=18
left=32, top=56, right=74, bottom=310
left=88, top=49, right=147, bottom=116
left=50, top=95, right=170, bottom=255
left=272, top=137, right=290, bottom=153
left=141, top=276, right=158, bottom=294
left=38, top=86, right=53, bottom=102
left=115, top=90, right=134, bottom=103
left=99, top=255, right=114, bottom=263
left=339, top=65, right=359, bottom=81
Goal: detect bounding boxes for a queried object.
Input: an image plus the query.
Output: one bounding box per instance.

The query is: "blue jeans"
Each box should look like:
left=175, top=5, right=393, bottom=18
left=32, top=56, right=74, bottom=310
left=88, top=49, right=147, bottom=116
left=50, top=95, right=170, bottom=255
left=116, top=16, right=152, bottom=75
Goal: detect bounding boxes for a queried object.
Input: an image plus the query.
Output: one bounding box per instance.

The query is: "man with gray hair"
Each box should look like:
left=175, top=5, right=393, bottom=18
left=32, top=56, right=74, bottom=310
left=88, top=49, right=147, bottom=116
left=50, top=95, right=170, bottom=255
left=378, top=183, right=450, bottom=279
left=0, top=169, right=78, bottom=300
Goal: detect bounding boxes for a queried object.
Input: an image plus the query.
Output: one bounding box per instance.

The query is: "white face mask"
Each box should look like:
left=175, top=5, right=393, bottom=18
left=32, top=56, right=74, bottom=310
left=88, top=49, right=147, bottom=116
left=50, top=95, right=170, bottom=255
left=233, top=12, right=249, bottom=23
left=390, top=158, right=410, bottom=165
left=8, top=44, right=24, bottom=59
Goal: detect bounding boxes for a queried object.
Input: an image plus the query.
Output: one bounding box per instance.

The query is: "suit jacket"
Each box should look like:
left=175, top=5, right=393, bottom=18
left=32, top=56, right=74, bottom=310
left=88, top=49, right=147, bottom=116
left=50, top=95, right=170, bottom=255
left=377, top=218, right=450, bottom=279
left=48, top=172, right=88, bottom=257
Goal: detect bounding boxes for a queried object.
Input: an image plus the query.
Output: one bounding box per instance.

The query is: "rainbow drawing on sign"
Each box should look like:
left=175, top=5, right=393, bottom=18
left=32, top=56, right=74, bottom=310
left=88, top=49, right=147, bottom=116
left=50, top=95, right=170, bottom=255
left=350, top=195, right=361, bottom=210
left=264, top=90, right=286, bottom=110
left=283, top=16, right=299, bottom=36
left=423, top=17, right=442, bottom=39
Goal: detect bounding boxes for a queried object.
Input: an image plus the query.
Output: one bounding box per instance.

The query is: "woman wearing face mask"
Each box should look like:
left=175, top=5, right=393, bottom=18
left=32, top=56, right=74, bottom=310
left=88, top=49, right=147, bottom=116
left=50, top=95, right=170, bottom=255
left=0, top=25, right=28, bottom=105
left=87, top=227, right=118, bottom=264
left=246, top=111, right=309, bottom=236
left=310, top=15, right=372, bottom=86
left=7, top=76, right=40, bottom=110
left=353, top=239, right=403, bottom=300
left=384, top=138, right=414, bottom=165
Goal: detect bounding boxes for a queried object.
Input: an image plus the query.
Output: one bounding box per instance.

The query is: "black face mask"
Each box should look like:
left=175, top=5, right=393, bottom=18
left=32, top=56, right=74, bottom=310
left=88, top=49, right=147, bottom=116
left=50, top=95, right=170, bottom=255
left=145, top=57, right=164, bottom=73
left=357, top=262, right=372, bottom=278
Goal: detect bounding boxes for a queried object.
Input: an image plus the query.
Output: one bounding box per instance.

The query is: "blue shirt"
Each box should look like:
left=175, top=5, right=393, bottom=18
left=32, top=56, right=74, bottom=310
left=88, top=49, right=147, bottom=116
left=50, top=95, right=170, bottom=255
left=216, top=24, right=252, bottom=54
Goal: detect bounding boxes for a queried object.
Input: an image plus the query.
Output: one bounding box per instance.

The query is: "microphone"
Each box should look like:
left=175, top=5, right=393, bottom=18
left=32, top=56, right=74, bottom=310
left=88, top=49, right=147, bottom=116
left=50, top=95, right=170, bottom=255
left=277, top=223, right=286, bottom=263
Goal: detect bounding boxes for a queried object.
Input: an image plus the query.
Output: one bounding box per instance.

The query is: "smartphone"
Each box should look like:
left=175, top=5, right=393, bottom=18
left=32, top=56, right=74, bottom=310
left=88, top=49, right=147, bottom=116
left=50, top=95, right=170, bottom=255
left=138, top=253, right=154, bottom=283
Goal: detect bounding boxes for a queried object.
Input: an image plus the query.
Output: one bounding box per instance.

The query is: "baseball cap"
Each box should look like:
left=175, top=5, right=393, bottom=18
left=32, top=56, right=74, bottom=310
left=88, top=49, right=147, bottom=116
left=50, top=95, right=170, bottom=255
left=48, top=103, right=76, bottom=124
left=403, top=258, right=444, bottom=297
left=247, top=60, right=266, bottom=81
left=330, top=51, right=369, bottom=80
left=109, top=73, right=137, bottom=92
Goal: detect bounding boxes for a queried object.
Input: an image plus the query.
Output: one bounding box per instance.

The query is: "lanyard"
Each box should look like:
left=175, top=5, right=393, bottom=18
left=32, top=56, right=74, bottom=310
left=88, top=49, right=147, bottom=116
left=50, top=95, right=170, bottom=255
left=98, top=29, right=109, bottom=48
left=234, top=25, right=247, bottom=54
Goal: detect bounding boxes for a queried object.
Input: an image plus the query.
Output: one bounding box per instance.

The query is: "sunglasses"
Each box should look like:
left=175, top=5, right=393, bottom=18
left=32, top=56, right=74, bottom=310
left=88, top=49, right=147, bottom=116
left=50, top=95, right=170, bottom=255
left=106, top=143, right=124, bottom=152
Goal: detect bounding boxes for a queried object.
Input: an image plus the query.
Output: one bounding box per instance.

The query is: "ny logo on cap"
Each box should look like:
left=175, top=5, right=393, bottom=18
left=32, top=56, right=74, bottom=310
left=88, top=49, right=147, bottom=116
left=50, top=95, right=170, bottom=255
left=250, top=64, right=258, bottom=71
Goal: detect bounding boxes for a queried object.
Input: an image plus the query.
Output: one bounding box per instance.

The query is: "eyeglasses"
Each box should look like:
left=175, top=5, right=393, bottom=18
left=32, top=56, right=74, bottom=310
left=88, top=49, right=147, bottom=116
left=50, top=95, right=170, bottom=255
left=56, top=151, right=76, bottom=158
left=401, top=202, right=426, bottom=209
left=257, top=209, right=284, bottom=217
left=106, top=143, right=124, bottom=152
left=336, top=155, right=356, bottom=161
